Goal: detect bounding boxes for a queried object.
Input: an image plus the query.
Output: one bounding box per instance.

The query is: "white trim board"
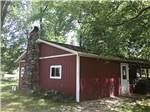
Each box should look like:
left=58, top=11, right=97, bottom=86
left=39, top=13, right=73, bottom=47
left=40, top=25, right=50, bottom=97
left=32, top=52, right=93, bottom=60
left=120, top=63, right=130, bottom=95
left=16, top=39, right=150, bottom=64
left=36, top=39, right=77, bottom=54
left=39, top=54, right=75, bottom=59
left=76, top=54, right=80, bottom=102
left=19, top=54, right=75, bottom=61
left=17, top=39, right=78, bottom=62
left=20, top=60, right=25, bottom=62
left=15, top=51, right=26, bottom=62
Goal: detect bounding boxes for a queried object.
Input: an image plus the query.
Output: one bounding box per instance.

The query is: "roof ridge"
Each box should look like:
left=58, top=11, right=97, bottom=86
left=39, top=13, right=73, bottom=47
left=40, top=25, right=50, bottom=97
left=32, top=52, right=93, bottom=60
left=40, top=38, right=87, bottom=53
left=42, top=39, right=81, bottom=48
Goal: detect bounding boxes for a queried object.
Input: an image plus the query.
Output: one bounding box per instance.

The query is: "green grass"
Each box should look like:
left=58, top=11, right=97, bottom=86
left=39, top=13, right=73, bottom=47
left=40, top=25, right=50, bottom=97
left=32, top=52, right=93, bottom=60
left=107, top=98, right=150, bottom=112
left=1, top=80, right=77, bottom=112
left=1, top=80, right=150, bottom=112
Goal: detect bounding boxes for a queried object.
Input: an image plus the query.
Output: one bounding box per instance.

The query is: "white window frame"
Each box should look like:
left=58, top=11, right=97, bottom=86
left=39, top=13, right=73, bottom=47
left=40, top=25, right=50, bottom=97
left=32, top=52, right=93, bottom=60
left=50, top=65, right=62, bottom=79
left=21, top=67, right=24, bottom=77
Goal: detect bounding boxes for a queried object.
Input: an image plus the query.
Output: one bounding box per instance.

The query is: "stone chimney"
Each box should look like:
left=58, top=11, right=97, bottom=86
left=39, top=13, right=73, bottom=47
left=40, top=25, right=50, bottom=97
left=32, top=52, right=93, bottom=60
left=24, top=26, right=40, bottom=92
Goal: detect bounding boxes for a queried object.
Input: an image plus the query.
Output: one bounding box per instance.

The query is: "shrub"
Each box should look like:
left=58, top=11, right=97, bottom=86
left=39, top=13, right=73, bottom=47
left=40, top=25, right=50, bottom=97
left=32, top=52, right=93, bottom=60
left=134, top=79, right=150, bottom=95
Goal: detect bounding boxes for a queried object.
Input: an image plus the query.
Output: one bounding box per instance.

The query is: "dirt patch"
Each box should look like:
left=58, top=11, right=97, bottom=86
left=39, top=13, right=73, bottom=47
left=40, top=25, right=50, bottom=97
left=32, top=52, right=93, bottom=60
left=78, top=95, right=150, bottom=112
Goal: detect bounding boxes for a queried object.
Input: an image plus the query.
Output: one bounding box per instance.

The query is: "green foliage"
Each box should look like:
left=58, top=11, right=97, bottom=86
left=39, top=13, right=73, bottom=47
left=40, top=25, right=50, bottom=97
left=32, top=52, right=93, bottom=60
left=2, top=1, right=150, bottom=73
left=1, top=35, right=26, bottom=73
left=1, top=1, right=11, bottom=27
left=1, top=1, right=30, bottom=73
left=29, top=1, right=79, bottom=41
left=76, top=1, right=150, bottom=58
left=29, top=1, right=150, bottom=59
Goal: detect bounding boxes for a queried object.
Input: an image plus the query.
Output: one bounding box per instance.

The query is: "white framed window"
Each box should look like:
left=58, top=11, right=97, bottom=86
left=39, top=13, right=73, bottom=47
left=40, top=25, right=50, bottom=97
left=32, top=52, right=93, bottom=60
left=50, top=65, right=62, bottom=79
left=21, top=67, right=24, bottom=77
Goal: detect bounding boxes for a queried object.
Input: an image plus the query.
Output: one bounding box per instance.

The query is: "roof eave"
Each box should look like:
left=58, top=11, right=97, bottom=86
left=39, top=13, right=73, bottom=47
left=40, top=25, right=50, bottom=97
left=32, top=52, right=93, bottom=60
left=78, top=52, right=150, bottom=66
left=15, top=51, right=26, bottom=63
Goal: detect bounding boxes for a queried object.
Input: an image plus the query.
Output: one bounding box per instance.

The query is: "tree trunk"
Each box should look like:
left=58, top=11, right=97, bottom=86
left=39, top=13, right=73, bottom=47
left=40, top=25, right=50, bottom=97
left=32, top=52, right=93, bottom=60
left=1, top=1, right=11, bottom=27
left=24, top=26, right=39, bottom=92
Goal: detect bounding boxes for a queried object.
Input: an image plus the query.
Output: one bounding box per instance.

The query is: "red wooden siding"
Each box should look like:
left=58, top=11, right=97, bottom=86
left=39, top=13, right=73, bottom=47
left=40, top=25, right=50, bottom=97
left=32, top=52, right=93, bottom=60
left=80, top=57, right=121, bottom=101
left=19, top=43, right=76, bottom=97
left=39, top=55, right=76, bottom=96
left=39, top=43, right=69, bottom=57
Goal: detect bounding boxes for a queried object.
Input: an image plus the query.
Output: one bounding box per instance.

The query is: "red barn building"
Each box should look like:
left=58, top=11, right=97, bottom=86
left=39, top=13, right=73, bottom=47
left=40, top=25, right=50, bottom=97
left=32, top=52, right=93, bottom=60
left=18, top=39, right=150, bottom=102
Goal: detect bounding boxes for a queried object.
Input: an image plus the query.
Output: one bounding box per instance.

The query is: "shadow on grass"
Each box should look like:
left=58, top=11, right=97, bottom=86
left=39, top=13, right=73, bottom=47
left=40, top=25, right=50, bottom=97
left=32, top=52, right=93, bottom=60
left=1, top=80, right=150, bottom=112
left=131, top=101, right=150, bottom=112
left=1, top=80, right=77, bottom=112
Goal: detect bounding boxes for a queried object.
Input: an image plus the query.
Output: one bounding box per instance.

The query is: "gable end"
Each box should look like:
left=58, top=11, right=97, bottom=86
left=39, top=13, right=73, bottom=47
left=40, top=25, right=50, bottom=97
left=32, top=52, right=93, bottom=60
left=36, top=39, right=77, bottom=54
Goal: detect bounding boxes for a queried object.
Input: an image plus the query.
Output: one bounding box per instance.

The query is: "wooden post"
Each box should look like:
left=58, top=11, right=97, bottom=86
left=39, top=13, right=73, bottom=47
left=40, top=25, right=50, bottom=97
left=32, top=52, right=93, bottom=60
left=140, top=67, right=142, bottom=78
left=146, top=68, right=149, bottom=79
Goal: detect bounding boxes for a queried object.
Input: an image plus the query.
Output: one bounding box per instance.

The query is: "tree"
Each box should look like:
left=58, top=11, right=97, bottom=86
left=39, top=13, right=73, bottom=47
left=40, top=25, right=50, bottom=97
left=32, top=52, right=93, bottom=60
left=29, top=1, right=79, bottom=42
left=1, top=1, right=11, bottom=27
left=69, top=1, right=150, bottom=59
left=1, top=1, right=31, bottom=73
left=2, top=1, right=150, bottom=74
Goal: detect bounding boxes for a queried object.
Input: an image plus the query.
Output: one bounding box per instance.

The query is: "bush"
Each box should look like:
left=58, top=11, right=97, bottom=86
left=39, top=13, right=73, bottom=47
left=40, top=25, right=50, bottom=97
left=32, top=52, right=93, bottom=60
left=31, top=89, right=75, bottom=102
left=134, top=79, right=150, bottom=95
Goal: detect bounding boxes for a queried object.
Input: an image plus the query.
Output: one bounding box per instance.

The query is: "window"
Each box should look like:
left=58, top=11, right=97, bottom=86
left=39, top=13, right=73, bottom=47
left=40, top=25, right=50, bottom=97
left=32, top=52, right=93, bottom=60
left=50, top=65, right=62, bottom=79
left=122, top=66, right=127, bottom=79
left=21, top=67, right=24, bottom=77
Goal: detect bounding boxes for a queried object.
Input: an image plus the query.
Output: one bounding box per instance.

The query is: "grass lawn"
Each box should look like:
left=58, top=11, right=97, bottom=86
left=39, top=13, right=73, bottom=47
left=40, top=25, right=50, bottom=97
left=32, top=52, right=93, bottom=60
left=1, top=80, right=150, bottom=112
left=1, top=80, right=77, bottom=112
